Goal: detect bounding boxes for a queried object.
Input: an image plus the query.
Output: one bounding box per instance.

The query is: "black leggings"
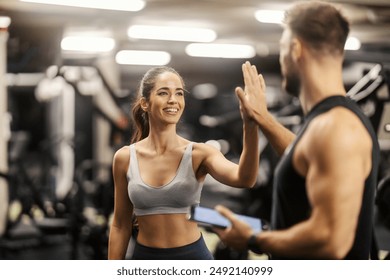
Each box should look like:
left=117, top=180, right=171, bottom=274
left=132, top=235, right=214, bottom=260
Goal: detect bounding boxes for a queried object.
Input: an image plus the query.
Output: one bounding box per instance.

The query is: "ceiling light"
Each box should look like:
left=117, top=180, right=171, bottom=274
left=115, top=50, right=171, bottom=66
left=255, top=9, right=285, bottom=24
left=0, top=16, right=11, bottom=28
left=185, top=43, right=256, bottom=59
left=20, top=0, right=145, bottom=12
left=192, top=83, right=218, bottom=100
left=61, top=36, right=115, bottom=53
left=127, top=25, right=217, bottom=42
left=345, top=36, right=361, bottom=51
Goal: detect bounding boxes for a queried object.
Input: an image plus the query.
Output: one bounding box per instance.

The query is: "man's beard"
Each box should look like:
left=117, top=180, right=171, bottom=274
left=283, top=71, right=301, bottom=98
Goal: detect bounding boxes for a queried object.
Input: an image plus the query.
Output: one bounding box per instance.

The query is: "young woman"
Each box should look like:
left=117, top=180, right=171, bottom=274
left=108, top=66, right=259, bottom=260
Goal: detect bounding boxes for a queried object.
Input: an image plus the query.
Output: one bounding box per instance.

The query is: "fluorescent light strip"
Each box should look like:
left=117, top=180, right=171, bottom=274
left=185, top=43, right=256, bottom=59
left=61, top=36, right=115, bottom=53
left=21, top=0, right=145, bottom=12
left=345, top=37, right=361, bottom=51
left=255, top=10, right=285, bottom=24
left=0, top=16, right=11, bottom=28
left=115, top=50, right=171, bottom=66
left=128, top=25, right=217, bottom=42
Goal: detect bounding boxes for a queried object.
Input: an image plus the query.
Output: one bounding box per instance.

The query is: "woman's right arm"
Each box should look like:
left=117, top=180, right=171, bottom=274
left=108, top=146, right=133, bottom=260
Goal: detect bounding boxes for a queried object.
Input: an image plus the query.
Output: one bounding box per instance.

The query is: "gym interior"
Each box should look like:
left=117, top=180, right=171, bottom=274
left=0, top=0, right=389, bottom=260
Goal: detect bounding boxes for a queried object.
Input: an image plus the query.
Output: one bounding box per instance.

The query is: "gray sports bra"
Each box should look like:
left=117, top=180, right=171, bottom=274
left=127, top=142, right=203, bottom=216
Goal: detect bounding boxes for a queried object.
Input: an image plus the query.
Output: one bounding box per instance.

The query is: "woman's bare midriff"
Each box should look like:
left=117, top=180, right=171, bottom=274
left=136, top=213, right=201, bottom=248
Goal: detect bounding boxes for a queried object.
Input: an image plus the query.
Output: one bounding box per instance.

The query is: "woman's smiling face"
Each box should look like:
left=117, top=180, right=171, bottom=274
left=145, top=71, right=186, bottom=125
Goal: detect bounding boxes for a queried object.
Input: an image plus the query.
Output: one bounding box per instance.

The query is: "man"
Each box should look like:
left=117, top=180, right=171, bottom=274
left=214, top=1, right=380, bottom=259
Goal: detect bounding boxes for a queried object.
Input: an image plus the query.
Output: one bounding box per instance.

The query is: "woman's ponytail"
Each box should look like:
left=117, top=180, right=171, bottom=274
left=130, top=97, right=149, bottom=144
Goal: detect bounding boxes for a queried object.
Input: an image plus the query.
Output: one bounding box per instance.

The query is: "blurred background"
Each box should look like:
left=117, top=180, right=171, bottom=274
left=0, top=0, right=389, bottom=260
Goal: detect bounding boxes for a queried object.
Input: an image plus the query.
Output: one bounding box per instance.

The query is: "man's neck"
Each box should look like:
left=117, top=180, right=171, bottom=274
left=299, top=57, right=346, bottom=114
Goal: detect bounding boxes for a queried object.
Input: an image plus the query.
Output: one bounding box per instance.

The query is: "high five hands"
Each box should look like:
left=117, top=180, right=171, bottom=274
left=235, top=61, right=268, bottom=124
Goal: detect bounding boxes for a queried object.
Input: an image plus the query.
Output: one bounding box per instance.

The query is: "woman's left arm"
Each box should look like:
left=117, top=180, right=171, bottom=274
left=199, top=119, right=259, bottom=188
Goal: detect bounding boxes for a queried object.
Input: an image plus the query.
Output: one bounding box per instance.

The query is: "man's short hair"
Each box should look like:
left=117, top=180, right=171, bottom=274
left=284, top=1, right=350, bottom=55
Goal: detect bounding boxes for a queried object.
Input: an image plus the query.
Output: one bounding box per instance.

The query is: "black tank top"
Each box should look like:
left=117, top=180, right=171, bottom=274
left=271, top=95, right=380, bottom=259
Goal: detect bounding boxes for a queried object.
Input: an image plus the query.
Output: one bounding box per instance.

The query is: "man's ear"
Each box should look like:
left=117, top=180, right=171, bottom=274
left=140, top=97, right=149, bottom=111
left=291, top=38, right=302, bottom=62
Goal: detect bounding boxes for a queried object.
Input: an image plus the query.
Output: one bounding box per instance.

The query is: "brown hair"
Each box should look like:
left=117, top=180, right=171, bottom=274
left=130, top=66, right=185, bottom=143
left=284, top=1, right=350, bottom=55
